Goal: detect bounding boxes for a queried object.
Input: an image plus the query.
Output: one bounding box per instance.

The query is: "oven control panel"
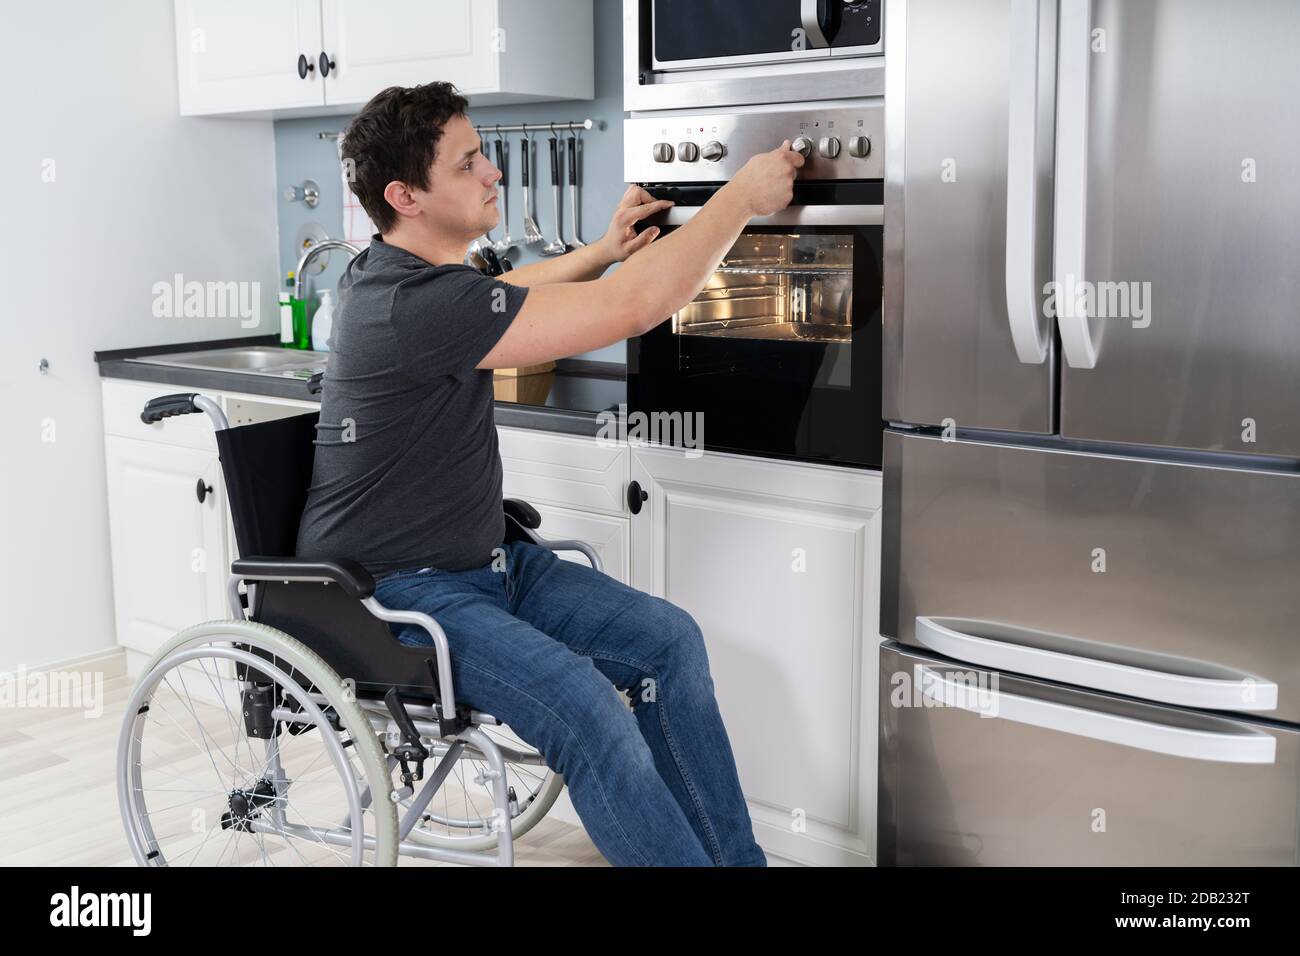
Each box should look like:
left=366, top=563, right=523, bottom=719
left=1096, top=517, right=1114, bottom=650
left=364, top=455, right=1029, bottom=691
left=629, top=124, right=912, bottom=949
left=624, top=104, right=883, bottom=183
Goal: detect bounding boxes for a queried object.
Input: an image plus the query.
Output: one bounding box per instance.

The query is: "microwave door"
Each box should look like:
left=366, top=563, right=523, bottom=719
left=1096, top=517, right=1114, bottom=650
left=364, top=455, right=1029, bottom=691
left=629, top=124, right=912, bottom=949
left=884, top=0, right=1056, bottom=435
left=1055, top=0, right=1300, bottom=458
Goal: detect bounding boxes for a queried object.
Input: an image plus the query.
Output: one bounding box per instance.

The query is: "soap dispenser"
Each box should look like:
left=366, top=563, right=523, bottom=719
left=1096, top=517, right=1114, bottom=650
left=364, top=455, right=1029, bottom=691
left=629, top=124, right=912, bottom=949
left=311, top=289, right=336, bottom=352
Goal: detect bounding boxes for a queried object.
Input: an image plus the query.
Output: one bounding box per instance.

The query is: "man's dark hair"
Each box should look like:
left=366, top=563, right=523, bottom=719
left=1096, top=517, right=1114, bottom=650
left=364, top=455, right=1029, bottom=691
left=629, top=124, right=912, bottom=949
left=341, top=82, right=469, bottom=234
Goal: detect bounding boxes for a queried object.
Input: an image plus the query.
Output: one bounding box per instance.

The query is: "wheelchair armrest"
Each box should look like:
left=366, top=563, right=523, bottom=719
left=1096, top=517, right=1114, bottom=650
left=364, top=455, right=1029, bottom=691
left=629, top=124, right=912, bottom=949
left=232, top=556, right=376, bottom=600
left=503, top=498, right=541, bottom=530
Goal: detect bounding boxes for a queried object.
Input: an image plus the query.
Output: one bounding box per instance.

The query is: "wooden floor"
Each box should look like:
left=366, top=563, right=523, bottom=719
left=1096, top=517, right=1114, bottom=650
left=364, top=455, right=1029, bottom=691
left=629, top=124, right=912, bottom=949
left=0, top=668, right=608, bottom=867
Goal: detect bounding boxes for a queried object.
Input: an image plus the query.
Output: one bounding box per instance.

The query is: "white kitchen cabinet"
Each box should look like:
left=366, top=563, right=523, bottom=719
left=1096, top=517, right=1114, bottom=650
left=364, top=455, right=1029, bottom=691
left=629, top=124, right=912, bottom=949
left=629, top=446, right=883, bottom=866
left=174, top=0, right=594, bottom=118
left=103, top=434, right=228, bottom=659
left=497, top=425, right=631, bottom=583
left=174, top=0, right=325, bottom=115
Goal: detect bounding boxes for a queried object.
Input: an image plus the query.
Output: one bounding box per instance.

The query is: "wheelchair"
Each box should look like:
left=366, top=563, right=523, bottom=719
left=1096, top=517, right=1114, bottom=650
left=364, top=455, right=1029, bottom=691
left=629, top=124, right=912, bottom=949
left=117, top=383, right=604, bottom=866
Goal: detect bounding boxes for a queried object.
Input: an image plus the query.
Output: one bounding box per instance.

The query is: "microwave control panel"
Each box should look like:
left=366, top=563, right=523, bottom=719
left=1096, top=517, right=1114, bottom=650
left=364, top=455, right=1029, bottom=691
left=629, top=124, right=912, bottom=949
left=624, top=103, right=883, bottom=183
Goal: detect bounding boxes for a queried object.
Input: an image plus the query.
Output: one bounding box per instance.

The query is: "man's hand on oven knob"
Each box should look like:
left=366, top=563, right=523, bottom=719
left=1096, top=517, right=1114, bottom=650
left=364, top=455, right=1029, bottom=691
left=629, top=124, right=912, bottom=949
left=726, top=140, right=805, bottom=217
left=791, top=136, right=814, bottom=159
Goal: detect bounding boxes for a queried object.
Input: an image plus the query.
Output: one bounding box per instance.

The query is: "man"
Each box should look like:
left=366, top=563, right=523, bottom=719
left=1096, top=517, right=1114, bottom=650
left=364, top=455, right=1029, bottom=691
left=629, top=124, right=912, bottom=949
left=295, top=82, right=803, bottom=866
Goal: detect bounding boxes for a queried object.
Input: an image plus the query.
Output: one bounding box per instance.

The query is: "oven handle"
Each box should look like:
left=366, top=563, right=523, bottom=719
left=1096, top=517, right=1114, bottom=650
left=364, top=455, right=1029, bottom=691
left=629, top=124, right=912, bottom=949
left=651, top=204, right=883, bottom=228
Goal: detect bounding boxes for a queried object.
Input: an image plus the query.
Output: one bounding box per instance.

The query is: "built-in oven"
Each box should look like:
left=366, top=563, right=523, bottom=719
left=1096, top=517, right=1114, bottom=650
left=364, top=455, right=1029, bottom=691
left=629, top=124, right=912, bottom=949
left=625, top=102, right=884, bottom=468
left=624, top=0, right=885, bottom=112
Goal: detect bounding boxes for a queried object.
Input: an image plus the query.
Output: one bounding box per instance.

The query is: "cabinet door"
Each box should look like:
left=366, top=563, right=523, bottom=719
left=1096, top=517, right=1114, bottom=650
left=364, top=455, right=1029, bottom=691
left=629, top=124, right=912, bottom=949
left=174, top=0, right=324, bottom=115
left=105, top=437, right=228, bottom=657
left=630, top=447, right=883, bottom=865
left=530, top=504, right=629, bottom=585
left=319, top=0, right=499, bottom=107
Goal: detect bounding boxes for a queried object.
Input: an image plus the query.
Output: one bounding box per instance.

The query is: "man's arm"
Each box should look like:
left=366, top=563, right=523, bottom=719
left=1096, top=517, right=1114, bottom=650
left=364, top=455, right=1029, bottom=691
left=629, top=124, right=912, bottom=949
left=477, top=143, right=804, bottom=370
left=498, top=242, right=616, bottom=286
left=499, top=186, right=674, bottom=287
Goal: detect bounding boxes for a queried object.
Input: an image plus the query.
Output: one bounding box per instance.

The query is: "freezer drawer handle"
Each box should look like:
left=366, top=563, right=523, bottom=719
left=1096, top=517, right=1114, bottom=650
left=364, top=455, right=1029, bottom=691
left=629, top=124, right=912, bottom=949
left=918, top=666, right=1277, bottom=765
left=1004, top=0, right=1052, bottom=366
left=1053, top=0, right=1100, bottom=369
left=915, top=616, right=1279, bottom=713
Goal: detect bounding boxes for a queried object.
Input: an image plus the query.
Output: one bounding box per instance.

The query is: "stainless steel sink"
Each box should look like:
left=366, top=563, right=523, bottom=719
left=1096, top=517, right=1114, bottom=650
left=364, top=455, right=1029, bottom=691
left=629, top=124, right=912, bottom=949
left=129, top=346, right=328, bottom=379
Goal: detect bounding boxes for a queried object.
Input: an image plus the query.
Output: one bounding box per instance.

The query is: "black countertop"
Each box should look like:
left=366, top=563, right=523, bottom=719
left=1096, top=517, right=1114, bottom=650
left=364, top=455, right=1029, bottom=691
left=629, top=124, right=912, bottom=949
left=95, top=335, right=625, bottom=438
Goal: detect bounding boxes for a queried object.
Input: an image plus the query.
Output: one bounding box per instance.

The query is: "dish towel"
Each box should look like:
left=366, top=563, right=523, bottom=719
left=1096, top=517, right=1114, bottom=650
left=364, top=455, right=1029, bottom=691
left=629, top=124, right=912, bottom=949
left=338, top=133, right=375, bottom=248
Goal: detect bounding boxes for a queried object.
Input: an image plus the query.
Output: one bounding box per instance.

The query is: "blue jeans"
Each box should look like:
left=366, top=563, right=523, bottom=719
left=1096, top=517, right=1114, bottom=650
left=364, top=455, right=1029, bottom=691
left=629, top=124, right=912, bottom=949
left=372, top=538, right=766, bottom=867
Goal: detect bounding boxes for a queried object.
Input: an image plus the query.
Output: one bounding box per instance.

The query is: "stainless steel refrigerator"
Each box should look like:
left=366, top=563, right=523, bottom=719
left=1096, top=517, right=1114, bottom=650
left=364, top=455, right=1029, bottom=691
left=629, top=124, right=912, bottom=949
left=879, top=0, right=1300, bottom=865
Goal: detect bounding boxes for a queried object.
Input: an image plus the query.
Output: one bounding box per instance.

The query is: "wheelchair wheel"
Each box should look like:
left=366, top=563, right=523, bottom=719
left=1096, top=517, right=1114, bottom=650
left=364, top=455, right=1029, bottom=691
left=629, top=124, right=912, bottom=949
left=118, top=620, right=398, bottom=866
left=399, top=722, right=566, bottom=853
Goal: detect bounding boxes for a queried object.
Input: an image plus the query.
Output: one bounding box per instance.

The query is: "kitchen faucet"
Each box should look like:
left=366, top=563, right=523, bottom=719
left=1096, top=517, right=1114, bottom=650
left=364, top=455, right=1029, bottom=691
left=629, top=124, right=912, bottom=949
left=293, top=238, right=361, bottom=301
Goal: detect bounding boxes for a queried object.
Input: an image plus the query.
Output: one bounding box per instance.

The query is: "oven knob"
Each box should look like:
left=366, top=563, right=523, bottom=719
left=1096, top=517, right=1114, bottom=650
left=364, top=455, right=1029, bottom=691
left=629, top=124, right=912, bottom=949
left=652, top=142, right=674, bottom=163
left=791, top=136, right=814, bottom=158
left=700, top=141, right=725, bottom=162
left=848, top=135, right=872, bottom=158
left=818, top=136, right=841, bottom=159
left=677, top=142, right=699, bottom=162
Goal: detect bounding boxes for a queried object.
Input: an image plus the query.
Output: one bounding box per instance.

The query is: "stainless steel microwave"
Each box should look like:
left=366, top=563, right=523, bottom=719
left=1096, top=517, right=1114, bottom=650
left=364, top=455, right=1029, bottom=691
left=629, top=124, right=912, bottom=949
left=624, top=0, right=885, bottom=112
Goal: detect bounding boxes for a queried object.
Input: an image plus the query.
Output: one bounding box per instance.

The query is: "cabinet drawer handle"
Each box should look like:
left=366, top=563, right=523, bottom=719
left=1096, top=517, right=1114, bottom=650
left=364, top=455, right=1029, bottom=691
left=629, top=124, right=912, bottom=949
left=297, top=53, right=315, bottom=79
left=627, top=480, right=648, bottom=515
left=196, top=478, right=213, bottom=504
left=319, top=52, right=335, bottom=77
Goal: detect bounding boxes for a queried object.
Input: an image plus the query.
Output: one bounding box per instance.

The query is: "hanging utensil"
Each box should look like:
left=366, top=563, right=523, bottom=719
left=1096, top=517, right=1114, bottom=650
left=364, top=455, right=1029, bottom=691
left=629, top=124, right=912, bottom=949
left=541, top=133, right=568, bottom=256
left=521, top=134, right=544, bottom=246
left=566, top=133, right=585, bottom=248
left=492, top=128, right=514, bottom=255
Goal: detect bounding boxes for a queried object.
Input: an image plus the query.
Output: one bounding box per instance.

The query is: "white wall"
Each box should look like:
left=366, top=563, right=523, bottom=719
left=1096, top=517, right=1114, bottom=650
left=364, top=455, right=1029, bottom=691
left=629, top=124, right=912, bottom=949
left=0, top=1, right=280, bottom=671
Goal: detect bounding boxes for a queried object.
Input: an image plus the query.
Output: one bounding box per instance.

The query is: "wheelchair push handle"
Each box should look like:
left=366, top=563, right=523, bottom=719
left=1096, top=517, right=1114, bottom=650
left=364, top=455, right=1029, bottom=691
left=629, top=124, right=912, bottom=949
left=140, top=393, right=229, bottom=431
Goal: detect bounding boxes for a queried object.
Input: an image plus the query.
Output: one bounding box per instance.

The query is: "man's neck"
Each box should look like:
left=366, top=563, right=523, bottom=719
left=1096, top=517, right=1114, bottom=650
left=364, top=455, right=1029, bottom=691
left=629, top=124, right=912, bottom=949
left=380, top=226, right=467, bottom=268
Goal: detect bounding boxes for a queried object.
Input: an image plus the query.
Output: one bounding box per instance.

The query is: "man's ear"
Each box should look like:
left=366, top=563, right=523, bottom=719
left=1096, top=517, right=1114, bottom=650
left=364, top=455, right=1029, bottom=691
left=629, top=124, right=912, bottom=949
left=382, top=180, right=420, bottom=221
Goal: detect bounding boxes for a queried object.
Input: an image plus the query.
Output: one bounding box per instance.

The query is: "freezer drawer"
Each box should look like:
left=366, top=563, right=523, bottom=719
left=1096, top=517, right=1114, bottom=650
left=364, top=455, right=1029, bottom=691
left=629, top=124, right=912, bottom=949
left=882, top=430, right=1300, bottom=722
left=879, top=643, right=1300, bottom=866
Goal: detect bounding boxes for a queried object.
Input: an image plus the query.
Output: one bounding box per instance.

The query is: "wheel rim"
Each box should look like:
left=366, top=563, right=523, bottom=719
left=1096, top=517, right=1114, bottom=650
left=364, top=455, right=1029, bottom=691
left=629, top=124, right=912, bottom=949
left=119, top=640, right=385, bottom=866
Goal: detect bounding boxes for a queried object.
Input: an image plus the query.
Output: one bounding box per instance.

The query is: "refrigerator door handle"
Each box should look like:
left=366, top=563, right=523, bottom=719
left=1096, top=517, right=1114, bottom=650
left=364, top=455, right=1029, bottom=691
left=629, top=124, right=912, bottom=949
left=1004, top=0, right=1050, bottom=365
left=916, top=616, right=1279, bottom=713
left=1053, top=0, right=1099, bottom=368
left=917, top=666, right=1278, bottom=765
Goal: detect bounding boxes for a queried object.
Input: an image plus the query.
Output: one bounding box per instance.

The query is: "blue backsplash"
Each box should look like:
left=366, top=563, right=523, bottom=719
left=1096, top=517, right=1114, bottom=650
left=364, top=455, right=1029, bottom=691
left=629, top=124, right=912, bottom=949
left=273, top=0, right=628, bottom=363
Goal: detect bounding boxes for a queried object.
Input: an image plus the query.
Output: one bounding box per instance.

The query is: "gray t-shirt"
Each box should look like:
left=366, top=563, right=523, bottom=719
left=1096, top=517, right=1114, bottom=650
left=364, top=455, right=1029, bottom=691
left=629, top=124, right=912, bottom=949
left=294, top=235, right=527, bottom=576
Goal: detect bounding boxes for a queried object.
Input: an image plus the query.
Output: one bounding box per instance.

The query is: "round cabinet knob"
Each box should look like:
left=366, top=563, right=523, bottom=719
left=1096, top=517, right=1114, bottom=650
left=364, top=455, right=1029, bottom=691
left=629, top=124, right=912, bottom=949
left=677, top=142, right=699, bottom=162
left=700, top=141, right=725, bottom=162
left=791, top=137, right=814, bottom=158
left=652, top=142, right=674, bottom=163
left=818, top=136, right=841, bottom=159
left=848, top=135, right=872, bottom=158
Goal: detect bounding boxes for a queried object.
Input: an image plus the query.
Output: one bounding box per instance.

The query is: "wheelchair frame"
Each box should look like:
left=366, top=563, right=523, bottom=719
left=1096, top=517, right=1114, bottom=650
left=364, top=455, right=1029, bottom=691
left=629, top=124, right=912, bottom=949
left=119, top=391, right=604, bottom=867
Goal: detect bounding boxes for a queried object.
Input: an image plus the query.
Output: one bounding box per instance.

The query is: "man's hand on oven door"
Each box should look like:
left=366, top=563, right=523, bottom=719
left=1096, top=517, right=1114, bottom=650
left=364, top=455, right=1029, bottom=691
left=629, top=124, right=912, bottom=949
left=594, top=185, right=675, bottom=264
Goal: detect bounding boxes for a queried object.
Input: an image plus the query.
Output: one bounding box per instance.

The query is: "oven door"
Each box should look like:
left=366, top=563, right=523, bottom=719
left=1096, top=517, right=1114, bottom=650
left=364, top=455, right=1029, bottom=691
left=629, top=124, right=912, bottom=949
left=628, top=186, right=883, bottom=468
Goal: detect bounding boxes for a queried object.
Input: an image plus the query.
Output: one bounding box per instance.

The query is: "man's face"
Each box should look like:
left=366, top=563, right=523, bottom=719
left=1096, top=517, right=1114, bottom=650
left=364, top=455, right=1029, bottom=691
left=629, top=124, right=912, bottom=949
left=408, top=113, right=501, bottom=241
